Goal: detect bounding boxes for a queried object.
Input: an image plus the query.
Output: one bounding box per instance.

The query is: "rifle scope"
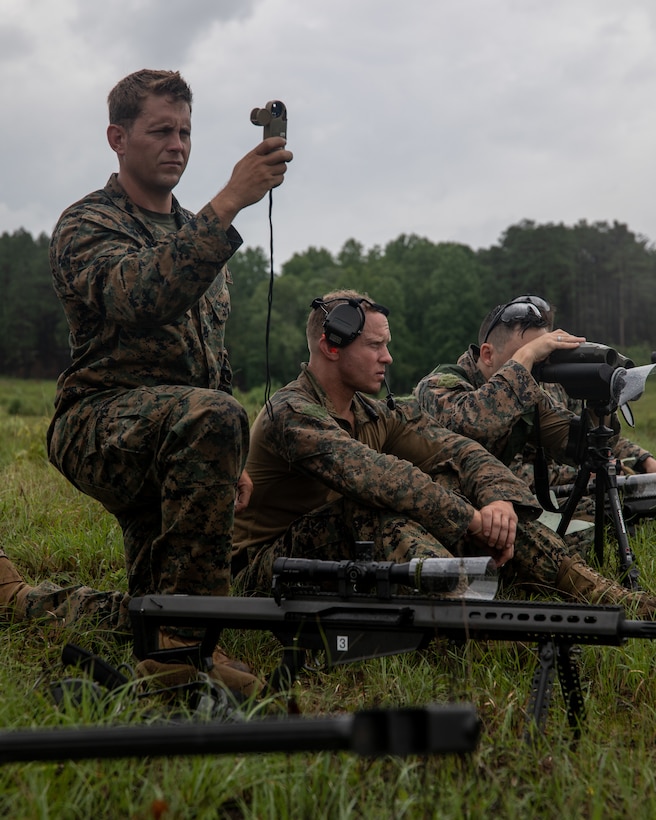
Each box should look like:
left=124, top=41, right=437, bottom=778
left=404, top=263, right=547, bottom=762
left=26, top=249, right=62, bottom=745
left=271, top=556, right=497, bottom=596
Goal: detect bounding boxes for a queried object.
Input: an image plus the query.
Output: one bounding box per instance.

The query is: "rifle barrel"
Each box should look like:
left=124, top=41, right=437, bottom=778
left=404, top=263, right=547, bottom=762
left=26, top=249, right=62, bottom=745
left=0, top=704, right=480, bottom=764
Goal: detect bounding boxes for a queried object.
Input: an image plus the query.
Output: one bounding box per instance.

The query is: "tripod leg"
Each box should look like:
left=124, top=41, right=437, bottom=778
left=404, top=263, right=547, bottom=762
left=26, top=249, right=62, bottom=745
left=603, top=479, right=641, bottom=590
left=594, top=474, right=606, bottom=568
left=556, top=466, right=593, bottom=539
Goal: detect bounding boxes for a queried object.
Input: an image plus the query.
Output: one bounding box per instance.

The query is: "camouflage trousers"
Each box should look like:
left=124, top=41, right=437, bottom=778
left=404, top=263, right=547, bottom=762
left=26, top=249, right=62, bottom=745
left=0, top=547, right=131, bottom=632
left=20, top=581, right=131, bottom=633
left=48, top=385, right=249, bottom=603
left=235, top=498, right=569, bottom=596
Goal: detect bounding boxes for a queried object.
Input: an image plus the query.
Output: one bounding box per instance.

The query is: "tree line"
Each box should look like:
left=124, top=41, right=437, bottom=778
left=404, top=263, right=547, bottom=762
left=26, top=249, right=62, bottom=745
left=1, top=219, right=655, bottom=395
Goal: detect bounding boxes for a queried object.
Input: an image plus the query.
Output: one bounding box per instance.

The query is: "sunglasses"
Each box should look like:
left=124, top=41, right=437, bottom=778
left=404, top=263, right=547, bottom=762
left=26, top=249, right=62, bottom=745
left=510, top=295, right=551, bottom=313
left=481, top=300, right=548, bottom=344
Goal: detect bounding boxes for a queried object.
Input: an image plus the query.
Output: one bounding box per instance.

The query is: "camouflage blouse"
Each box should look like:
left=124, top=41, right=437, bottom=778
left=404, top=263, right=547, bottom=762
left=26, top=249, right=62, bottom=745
left=234, top=365, right=541, bottom=553
left=415, top=346, right=576, bottom=466
left=49, top=174, right=242, bottom=414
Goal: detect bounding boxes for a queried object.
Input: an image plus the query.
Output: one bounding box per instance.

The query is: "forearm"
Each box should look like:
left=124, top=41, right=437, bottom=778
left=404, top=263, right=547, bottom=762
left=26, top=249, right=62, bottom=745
left=389, top=405, right=538, bottom=511
left=416, top=364, right=543, bottom=458
left=268, top=420, right=476, bottom=542
left=612, top=435, right=652, bottom=465
left=438, top=434, right=541, bottom=514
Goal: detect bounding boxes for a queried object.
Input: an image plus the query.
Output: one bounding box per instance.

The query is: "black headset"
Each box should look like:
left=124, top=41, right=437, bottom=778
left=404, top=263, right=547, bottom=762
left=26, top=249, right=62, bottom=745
left=310, top=296, right=396, bottom=409
left=310, top=297, right=389, bottom=349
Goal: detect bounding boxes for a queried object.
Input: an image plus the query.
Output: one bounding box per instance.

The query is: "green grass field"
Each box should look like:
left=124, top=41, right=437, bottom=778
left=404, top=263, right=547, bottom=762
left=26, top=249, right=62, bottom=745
left=1, top=376, right=656, bottom=818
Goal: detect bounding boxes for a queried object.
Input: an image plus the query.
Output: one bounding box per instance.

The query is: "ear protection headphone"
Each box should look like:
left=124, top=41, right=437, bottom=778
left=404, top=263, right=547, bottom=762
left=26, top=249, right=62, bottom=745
left=310, top=296, right=396, bottom=409
left=310, top=297, right=389, bottom=349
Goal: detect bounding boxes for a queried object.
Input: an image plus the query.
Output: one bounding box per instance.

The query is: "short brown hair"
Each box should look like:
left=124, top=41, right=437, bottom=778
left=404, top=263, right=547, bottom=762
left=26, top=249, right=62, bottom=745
left=107, top=69, right=193, bottom=127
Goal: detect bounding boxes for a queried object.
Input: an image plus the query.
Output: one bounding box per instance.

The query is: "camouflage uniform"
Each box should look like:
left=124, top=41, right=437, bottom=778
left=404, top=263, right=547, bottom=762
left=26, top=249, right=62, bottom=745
left=414, top=346, right=579, bottom=467
left=414, top=347, right=627, bottom=555
left=0, top=555, right=130, bottom=631
left=233, top=365, right=570, bottom=595
left=46, top=174, right=248, bottom=628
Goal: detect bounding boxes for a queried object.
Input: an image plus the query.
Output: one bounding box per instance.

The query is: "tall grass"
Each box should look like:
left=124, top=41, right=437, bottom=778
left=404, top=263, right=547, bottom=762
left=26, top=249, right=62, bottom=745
left=1, top=377, right=656, bottom=818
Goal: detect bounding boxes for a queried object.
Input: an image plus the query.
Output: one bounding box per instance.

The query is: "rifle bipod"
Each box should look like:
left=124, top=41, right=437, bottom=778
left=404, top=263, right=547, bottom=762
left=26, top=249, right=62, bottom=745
left=524, top=639, right=586, bottom=744
left=258, top=635, right=588, bottom=746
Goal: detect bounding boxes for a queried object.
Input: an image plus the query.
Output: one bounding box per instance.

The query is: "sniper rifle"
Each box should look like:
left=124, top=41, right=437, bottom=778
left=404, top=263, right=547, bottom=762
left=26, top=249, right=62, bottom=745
left=129, top=557, right=656, bottom=739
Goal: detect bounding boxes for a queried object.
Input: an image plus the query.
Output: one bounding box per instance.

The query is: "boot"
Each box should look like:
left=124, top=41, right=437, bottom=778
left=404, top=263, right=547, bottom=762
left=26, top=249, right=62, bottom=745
left=0, top=549, right=33, bottom=621
left=135, top=658, right=201, bottom=689
left=555, top=554, right=656, bottom=619
left=134, top=659, right=252, bottom=721
left=158, top=630, right=263, bottom=698
left=0, top=549, right=127, bottom=628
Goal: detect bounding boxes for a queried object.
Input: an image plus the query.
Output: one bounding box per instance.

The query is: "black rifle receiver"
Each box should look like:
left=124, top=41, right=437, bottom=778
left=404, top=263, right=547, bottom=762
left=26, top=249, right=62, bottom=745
left=130, top=593, right=654, bottom=666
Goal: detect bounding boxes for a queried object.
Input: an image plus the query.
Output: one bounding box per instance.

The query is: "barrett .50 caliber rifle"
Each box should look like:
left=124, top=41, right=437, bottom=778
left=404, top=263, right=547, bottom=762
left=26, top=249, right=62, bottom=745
left=129, top=557, right=656, bottom=739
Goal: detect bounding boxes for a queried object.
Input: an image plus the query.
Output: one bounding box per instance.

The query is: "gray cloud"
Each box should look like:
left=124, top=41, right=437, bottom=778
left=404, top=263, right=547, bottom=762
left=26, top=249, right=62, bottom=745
left=2, top=0, right=656, bottom=262
left=0, top=23, right=32, bottom=63
left=71, top=0, right=257, bottom=65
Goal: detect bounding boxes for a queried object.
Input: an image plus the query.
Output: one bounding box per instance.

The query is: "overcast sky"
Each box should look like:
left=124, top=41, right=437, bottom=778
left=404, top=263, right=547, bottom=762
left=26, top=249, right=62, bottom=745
left=3, top=0, right=656, bottom=267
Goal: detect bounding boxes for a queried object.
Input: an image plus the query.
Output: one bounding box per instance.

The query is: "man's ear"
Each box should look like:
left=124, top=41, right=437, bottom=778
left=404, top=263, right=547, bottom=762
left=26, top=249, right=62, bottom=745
left=107, top=124, right=127, bottom=156
left=478, top=342, right=495, bottom=367
left=319, top=334, right=340, bottom=359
